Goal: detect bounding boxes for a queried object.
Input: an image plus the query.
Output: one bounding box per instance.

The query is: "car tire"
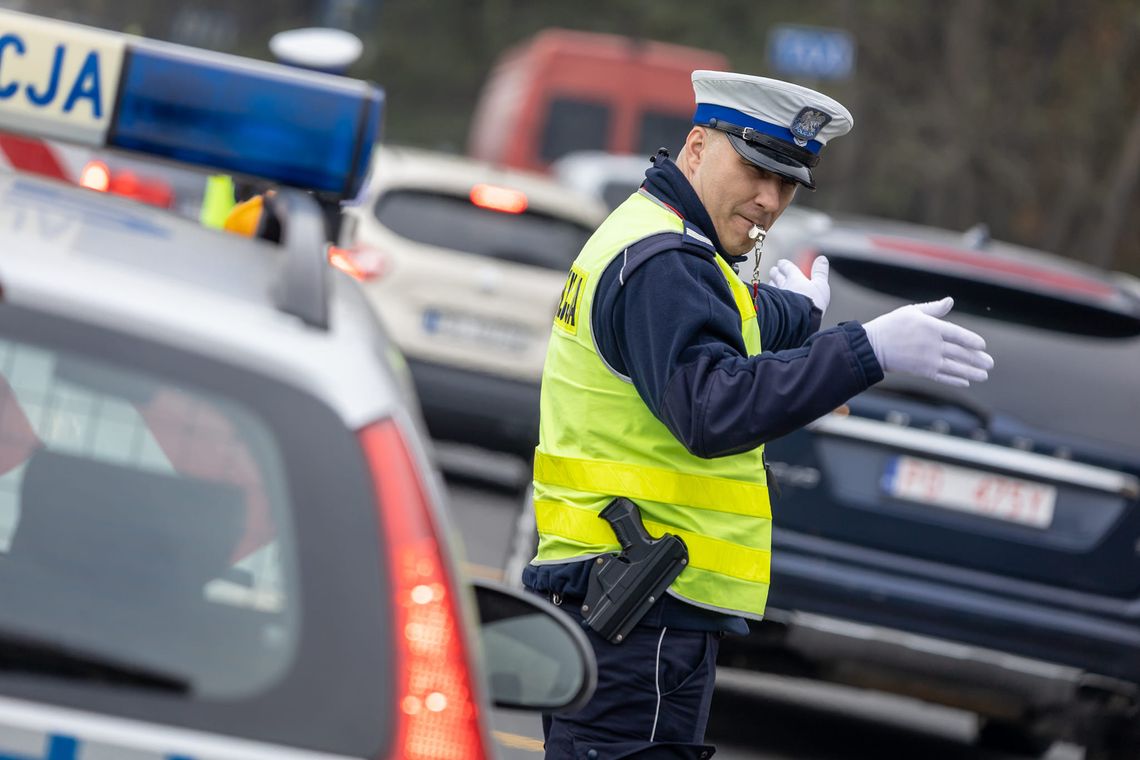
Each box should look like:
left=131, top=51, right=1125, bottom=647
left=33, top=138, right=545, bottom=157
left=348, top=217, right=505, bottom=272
left=975, top=718, right=1054, bottom=757
left=502, top=484, right=538, bottom=590
left=1084, top=718, right=1140, bottom=760
left=1087, top=743, right=1140, bottom=760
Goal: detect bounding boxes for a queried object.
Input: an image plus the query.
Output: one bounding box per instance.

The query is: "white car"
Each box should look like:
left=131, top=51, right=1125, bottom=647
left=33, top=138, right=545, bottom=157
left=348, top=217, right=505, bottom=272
left=339, top=147, right=608, bottom=460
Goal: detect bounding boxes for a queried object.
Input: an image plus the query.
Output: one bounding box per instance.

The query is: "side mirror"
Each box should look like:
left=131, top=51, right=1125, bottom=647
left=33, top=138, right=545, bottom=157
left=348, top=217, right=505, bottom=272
left=471, top=579, right=596, bottom=713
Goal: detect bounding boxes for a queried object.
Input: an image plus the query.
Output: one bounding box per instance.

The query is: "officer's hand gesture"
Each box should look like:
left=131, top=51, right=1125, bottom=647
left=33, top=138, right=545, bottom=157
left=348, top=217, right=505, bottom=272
left=769, top=256, right=831, bottom=316
left=862, top=297, right=994, bottom=388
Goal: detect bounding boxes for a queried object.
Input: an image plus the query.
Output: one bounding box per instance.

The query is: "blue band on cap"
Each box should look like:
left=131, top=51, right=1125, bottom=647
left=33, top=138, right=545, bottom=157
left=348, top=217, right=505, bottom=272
left=692, top=103, right=822, bottom=154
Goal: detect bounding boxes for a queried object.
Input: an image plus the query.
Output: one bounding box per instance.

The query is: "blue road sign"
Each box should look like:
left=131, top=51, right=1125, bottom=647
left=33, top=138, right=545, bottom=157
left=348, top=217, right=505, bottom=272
left=767, top=24, right=855, bottom=80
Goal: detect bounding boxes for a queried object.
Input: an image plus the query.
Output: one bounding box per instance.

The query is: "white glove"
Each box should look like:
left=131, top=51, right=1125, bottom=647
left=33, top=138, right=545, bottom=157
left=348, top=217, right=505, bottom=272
left=862, top=297, right=994, bottom=388
left=769, top=256, right=831, bottom=315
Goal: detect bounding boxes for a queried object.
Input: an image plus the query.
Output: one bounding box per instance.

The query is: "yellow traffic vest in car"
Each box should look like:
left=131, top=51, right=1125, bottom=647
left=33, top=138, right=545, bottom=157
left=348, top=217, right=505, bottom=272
left=533, top=190, right=773, bottom=619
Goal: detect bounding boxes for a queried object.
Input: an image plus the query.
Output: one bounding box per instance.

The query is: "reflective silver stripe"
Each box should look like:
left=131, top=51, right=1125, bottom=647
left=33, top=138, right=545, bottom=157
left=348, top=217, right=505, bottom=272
left=637, top=187, right=672, bottom=212
left=684, top=227, right=714, bottom=248
left=650, top=627, right=668, bottom=741
left=587, top=242, right=640, bottom=384
left=809, top=413, right=1140, bottom=498
left=0, top=694, right=360, bottom=759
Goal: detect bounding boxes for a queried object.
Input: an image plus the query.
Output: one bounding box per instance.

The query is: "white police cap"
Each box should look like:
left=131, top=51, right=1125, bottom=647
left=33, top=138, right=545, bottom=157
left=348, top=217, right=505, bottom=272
left=269, top=28, right=363, bottom=73
left=691, top=70, right=853, bottom=189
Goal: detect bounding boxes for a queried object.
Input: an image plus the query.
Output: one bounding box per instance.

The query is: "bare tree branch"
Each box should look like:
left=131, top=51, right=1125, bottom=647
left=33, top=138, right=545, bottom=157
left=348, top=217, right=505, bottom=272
left=1089, top=102, right=1140, bottom=268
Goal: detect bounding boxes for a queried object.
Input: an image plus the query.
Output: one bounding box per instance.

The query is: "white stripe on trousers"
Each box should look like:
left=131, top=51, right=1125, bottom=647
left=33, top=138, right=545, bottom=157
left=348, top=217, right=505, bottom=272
left=649, top=627, right=668, bottom=741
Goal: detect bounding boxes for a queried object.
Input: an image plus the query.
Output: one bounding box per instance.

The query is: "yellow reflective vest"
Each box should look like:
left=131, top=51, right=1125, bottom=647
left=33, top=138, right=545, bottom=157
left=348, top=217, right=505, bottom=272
left=533, top=190, right=773, bottom=619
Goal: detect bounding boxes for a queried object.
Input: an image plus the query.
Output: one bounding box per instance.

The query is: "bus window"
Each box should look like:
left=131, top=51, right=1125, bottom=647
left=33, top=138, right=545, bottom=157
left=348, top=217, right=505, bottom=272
left=638, top=111, right=695, bottom=156
left=540, top=98, right=613, bottom=163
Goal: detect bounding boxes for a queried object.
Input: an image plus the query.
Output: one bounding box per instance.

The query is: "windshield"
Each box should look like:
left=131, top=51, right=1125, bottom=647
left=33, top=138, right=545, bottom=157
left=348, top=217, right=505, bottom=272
left=0, top=331, right=297, bottom=699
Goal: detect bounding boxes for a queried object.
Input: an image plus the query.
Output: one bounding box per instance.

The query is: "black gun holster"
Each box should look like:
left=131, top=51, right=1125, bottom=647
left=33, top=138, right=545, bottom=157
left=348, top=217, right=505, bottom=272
left=580, top=498, right=688, bottom=644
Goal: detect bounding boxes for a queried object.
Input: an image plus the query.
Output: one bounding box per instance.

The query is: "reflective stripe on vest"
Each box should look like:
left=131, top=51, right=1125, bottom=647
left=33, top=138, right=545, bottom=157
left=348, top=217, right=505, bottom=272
left=534, top=499, right=771, bottom=584
left=533, top=191, right=772, bottom=619
left=534, top=451, right=770, bottom=520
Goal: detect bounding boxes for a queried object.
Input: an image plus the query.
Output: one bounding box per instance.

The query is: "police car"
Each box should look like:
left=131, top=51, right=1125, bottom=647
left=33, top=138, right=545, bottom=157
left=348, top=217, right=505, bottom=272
left=0, top=10, right=593, bottom=759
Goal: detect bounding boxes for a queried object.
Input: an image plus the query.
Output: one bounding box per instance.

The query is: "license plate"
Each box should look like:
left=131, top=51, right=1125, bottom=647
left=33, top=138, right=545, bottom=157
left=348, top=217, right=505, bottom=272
left=883, top=456, right=1057, bottom=529
left=422, top=309, right=531, bottom=352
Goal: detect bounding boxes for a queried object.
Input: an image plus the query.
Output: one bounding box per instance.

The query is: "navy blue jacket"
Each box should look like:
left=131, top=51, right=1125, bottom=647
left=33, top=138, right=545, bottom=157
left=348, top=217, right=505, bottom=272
left=525, top=155, right=883, bottom=633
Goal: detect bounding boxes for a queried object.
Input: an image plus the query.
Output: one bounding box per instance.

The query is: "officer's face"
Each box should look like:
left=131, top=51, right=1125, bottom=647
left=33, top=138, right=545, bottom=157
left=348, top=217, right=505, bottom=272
left=685, top=129, right=798, bottom=255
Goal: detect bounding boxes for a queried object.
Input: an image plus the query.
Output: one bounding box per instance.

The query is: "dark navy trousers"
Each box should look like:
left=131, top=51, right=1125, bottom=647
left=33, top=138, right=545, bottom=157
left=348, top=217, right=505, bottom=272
left=542, top=601, right=719, bottom=760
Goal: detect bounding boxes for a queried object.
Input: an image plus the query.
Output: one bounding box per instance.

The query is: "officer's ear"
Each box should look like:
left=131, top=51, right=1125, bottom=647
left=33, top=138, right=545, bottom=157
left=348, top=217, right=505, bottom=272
left=682, top=126, right=710, bottom=170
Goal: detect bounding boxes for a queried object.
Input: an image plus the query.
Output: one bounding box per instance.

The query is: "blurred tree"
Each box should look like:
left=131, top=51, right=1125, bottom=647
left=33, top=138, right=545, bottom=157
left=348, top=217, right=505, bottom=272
left=363, top=0, right=1140, bottom=273
left=15, top=0, right=1140, bottom=273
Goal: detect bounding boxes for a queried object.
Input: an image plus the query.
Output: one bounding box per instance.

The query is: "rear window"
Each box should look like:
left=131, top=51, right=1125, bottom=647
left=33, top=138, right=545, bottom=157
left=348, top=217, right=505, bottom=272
left=637, top=111, right=693, bottom=156
left=540, top=97, right=611, bottom=162
left=829, top=255, right=1140, bottom=338
left=375, top=189, right=594, bottom=270
left=0, top=333, right=296, bottom=699
left=823, top=251, right=1140, bottom=455
left=0, top=305, right=392, bottom=754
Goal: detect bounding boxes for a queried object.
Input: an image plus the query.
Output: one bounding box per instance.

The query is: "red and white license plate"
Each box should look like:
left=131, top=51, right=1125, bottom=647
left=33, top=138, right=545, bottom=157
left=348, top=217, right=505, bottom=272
left=884, top=456, right=1057, bottom=529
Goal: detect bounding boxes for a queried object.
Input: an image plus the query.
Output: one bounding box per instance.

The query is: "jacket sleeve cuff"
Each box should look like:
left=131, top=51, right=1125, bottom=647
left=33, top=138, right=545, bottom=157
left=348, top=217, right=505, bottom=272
left=808, top=305, right=823, bottom=334
left=839, top=321, right=885, bottom=385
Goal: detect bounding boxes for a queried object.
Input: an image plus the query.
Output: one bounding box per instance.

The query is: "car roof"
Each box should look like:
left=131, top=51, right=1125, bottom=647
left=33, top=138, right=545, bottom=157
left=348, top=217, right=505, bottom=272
left=362, top=145, right=608, bottom=227
left=550, top=150, right=650, bottom=190
left=0, top=172, right=400, bottom=429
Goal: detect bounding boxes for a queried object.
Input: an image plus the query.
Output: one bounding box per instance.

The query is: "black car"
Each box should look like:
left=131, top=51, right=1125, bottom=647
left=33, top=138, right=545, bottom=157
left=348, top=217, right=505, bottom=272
left=719, top=217, right=1140, bottom=758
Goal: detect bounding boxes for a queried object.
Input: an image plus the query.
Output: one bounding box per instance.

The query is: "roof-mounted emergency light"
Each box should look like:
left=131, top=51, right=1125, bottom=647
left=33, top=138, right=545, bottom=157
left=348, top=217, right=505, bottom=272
left=0, top=9, right=383, bottom=200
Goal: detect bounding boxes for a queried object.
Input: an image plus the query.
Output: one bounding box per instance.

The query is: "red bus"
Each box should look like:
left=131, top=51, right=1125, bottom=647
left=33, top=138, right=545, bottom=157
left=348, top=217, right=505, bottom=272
left=468, top=29, right=729, bottom=173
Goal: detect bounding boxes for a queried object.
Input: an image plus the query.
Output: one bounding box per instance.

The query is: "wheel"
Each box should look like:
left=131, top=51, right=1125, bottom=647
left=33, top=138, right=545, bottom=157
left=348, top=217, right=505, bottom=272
left=501, top=484, right=538, bottom=590
left=975, top=718, right=1054, bottom=757
left=1084, top=723, right=1140, bottom=760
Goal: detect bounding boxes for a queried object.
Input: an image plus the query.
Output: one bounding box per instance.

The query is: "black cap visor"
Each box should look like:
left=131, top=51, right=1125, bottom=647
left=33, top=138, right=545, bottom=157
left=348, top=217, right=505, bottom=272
left=725, top=132, right=815, bottom=189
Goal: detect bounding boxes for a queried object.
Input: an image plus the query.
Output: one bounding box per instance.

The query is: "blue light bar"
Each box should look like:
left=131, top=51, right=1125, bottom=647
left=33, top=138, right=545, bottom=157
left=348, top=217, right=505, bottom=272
left=114, top=41, right=383, bottom=198
left=0, top=9, right=383, bottom=199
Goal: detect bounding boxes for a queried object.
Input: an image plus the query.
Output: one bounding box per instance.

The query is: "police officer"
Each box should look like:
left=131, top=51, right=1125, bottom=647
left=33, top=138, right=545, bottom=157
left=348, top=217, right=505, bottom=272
left=524, top=70, right=994, bottom=759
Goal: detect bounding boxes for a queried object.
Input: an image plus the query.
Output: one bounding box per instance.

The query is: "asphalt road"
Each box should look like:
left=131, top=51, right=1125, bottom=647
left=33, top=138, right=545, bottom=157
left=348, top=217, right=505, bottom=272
left=435, top=444, right=1085, bottom=760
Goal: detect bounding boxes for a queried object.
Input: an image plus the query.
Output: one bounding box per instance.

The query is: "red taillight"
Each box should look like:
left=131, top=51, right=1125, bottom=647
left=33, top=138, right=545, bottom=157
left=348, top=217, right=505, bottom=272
left=109, top=170, right=175, bottom=209
left=79, top=160, right=111, bottom=192
left=79, top=160, right=174, bottom=208
left=470, top=183, right=527, bottom=214
left=360, top=420, right=488, bottom=760
left=328, top=245, right=388, bottom=281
